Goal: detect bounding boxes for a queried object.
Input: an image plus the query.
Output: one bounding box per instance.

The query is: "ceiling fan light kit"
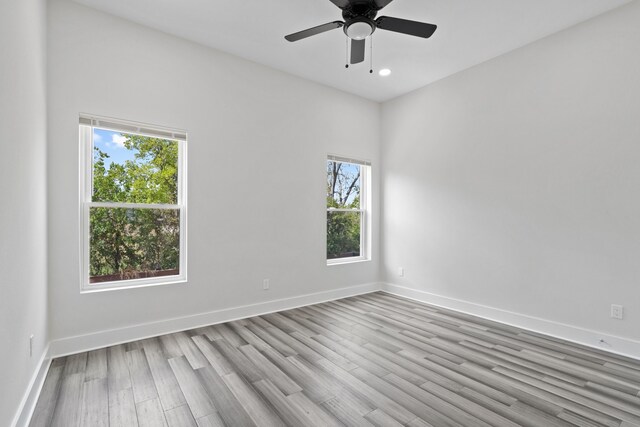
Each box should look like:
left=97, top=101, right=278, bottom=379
left=285, top=0, right=437, bottom=70
left=345, top=19, right=375, bottom=40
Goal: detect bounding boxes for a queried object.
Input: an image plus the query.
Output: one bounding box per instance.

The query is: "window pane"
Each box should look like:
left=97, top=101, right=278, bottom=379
left=92, top=128, right=179, bottom=204
left=89, top=207, right=180, bottom=283
left=327, top=211, right=361, bottom=259
left=327, top=161, right=361, bottom=209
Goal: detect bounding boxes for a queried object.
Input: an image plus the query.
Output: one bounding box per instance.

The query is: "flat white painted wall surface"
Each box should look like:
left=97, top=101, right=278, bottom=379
left=47, top=0, right=380, bottom=343
left=0, top=0, right=49, bottom=425
left=382, top=1, right=640, bottom=347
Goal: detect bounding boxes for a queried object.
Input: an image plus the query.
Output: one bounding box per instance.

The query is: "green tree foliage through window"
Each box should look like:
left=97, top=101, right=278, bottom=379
left=89, top=131, right=181, bottom=283
left=327, top=160, right=362, bottom=259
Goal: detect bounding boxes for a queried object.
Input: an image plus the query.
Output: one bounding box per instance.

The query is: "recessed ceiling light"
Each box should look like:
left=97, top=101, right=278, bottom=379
left=379, top=68, right=391, bottom=77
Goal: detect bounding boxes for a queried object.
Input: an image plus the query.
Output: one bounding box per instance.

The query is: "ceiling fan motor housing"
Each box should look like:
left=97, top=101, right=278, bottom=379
left=341, top=0, right=379, bottom=20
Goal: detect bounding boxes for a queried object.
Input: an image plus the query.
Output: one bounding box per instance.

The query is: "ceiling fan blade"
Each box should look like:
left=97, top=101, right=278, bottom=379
left=285, top=21, right=344, bottom=42
left=328, top=0, right=350, bottom=9
left=373, top=0, right=394, bottom=9
left=375, top=16, right=437, bottom=38
left=350, top=39, right=365, bottom=64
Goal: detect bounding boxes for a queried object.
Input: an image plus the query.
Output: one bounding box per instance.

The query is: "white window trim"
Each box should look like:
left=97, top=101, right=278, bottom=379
left=326, top=157, right=371, bottom=266
left=79, top=115, right=188, bottom=293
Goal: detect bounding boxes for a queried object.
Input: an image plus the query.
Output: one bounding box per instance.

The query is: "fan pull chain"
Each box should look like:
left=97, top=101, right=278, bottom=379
left=345, top=37, right=349, bottom=68
left=369, top=34, right=374, bottom=74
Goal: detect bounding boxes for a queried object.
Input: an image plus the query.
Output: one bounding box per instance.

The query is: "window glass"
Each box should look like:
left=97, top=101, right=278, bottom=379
left=326, top=158, right=369, bottom=263
left=81, top=117, right=186, bottom=290
left=89, top=207, right=180, bottom=283
left=92, top=128, right=178, bottom=204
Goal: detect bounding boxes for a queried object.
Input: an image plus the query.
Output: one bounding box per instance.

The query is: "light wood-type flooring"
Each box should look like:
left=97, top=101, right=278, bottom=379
left=30, top=292, right=640, bottom=426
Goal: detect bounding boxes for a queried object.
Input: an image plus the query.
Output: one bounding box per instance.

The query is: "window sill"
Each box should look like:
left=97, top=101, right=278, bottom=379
left=326, top=258, right=371, bottom=267
left=80, top=276, right=187, bottom=294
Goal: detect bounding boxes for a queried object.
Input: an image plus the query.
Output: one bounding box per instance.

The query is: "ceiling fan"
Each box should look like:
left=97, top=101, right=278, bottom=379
left=284, top=0, right=437, bottom=66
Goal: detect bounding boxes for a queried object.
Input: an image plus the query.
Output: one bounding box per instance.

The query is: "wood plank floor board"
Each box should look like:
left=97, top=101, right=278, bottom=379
left=109, top=388, right=138, bottom=427
left=350, top=367, right=465, bottom=427
left=507, top=401, right=575, bottom=427
left=397, top=330, right=468, bottom=364
left=457, top=386, right=554, bottom=427
left=289, top=330, right=358, bottom=371
left=495, top=366, right=640, bottom=424
left=301, top=305, right=357, bottom=328
left=586, top=381, right=640, bottom=406
left=85, top=349, right=108, bottom=382
left=135, top=398, right=167, bottom=427
left=209, top=338, right=263, bottom=383
left=263, top=323, right=324, bottom=361
left=344, top=340, right=428, bottom=385
left=142, top=339, right=188, bottom=411
left=285, top=391, right=342, bottom=427
left=195, top=412, right=226, bottom=427
left=252, top=379, right=316, bottom=426
left=227, top=322, right=271, bottom=351
left=63, top=353, right=88, bottom=377
left=195, top=366, right=257, bottom=427
left=221, top=372, right=286, bottom=427
left=79, top=378, right=108, bottom=427
left=245, top=322, right=297, bottom=357
left=201, top=326, right=224, bottom=342
left=321, top=397, right=376, bottom=427
left=164, top=404, right=197, bottom=427
left=311, top=334, right=392, bottom=378
left=127, top=349, right=159, bottom=404
left=313, top=358, right=418, bottom=424
left=191, top=335, right=235, bottom=376
left=32, top=292, right=640, bottom=427
left=460, top=340, right=585, bottom=385
left=167, top=356, right=216, bottom=419
left=386, top=373, right=520, bottom=427
left=172, top=332, right=209, bottom=370
left=239, top=344, right=303, bottom=395
left=107, top=345, right=132, bottom=402
left=364, top=408, right=406, bottom=427
left=557, top=410, right=606, bottom=427
left=261, top=347, right=334, bottom=403
left=282, top=310, right=345, bottom=342
left=304, top=313, right=368, bottom=345
left=212, top=323, right=248, bottom=348
left=398, top=349, right=519, bottom=405
left=261, top=312, right=317, bottom=336
left=29, top=361, right=65, bottom=427
left=462, top=363, right=622, bottom=427
left=50, top=372, right=84, bottom=427
left=159, top=335, right=183, bottom=359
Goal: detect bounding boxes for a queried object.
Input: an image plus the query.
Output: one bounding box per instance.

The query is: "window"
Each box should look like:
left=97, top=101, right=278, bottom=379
left=326, top=155, right=371, bottom=264
left=80, top=116, right=187, bottom=291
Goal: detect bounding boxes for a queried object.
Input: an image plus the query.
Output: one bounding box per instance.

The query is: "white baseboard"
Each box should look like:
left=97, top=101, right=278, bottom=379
left=11, top=346, right=51, bottom=427
left=382, top=283, right=640, bottom=361
left=49, top=282, right=382, bottom=358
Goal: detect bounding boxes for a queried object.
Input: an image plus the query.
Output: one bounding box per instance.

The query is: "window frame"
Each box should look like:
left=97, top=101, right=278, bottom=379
left=79, top=115, right=188, bottom=292
left=326, top=155, right=371, bottom=266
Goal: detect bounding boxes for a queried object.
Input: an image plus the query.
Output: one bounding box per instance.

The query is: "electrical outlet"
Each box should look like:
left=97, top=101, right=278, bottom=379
left=611, top=304, right=624, bottom=320
left=29, top=334, right=34, bottom=357
left=263, top=279, right=270, bottom=290
left=398, top=267, right=404, bottom=277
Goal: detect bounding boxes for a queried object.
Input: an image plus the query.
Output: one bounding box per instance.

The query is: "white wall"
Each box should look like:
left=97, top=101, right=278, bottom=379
left=382, top=1, right=640, bottom=354
left=0, top=0, right=49, bottom=425
left=47, top=0, right=380, bottom=349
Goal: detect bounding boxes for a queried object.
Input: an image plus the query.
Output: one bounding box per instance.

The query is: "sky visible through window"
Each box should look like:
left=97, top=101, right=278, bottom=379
left=328, top=161, right=360, bottom=207
left=93, top=128, right=137, bottom=168
left=340, top=163, right=360, bottom=206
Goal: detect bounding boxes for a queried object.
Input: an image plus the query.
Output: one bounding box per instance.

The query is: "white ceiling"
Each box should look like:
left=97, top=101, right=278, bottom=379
left=72, top=0, right=630, bottom=102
